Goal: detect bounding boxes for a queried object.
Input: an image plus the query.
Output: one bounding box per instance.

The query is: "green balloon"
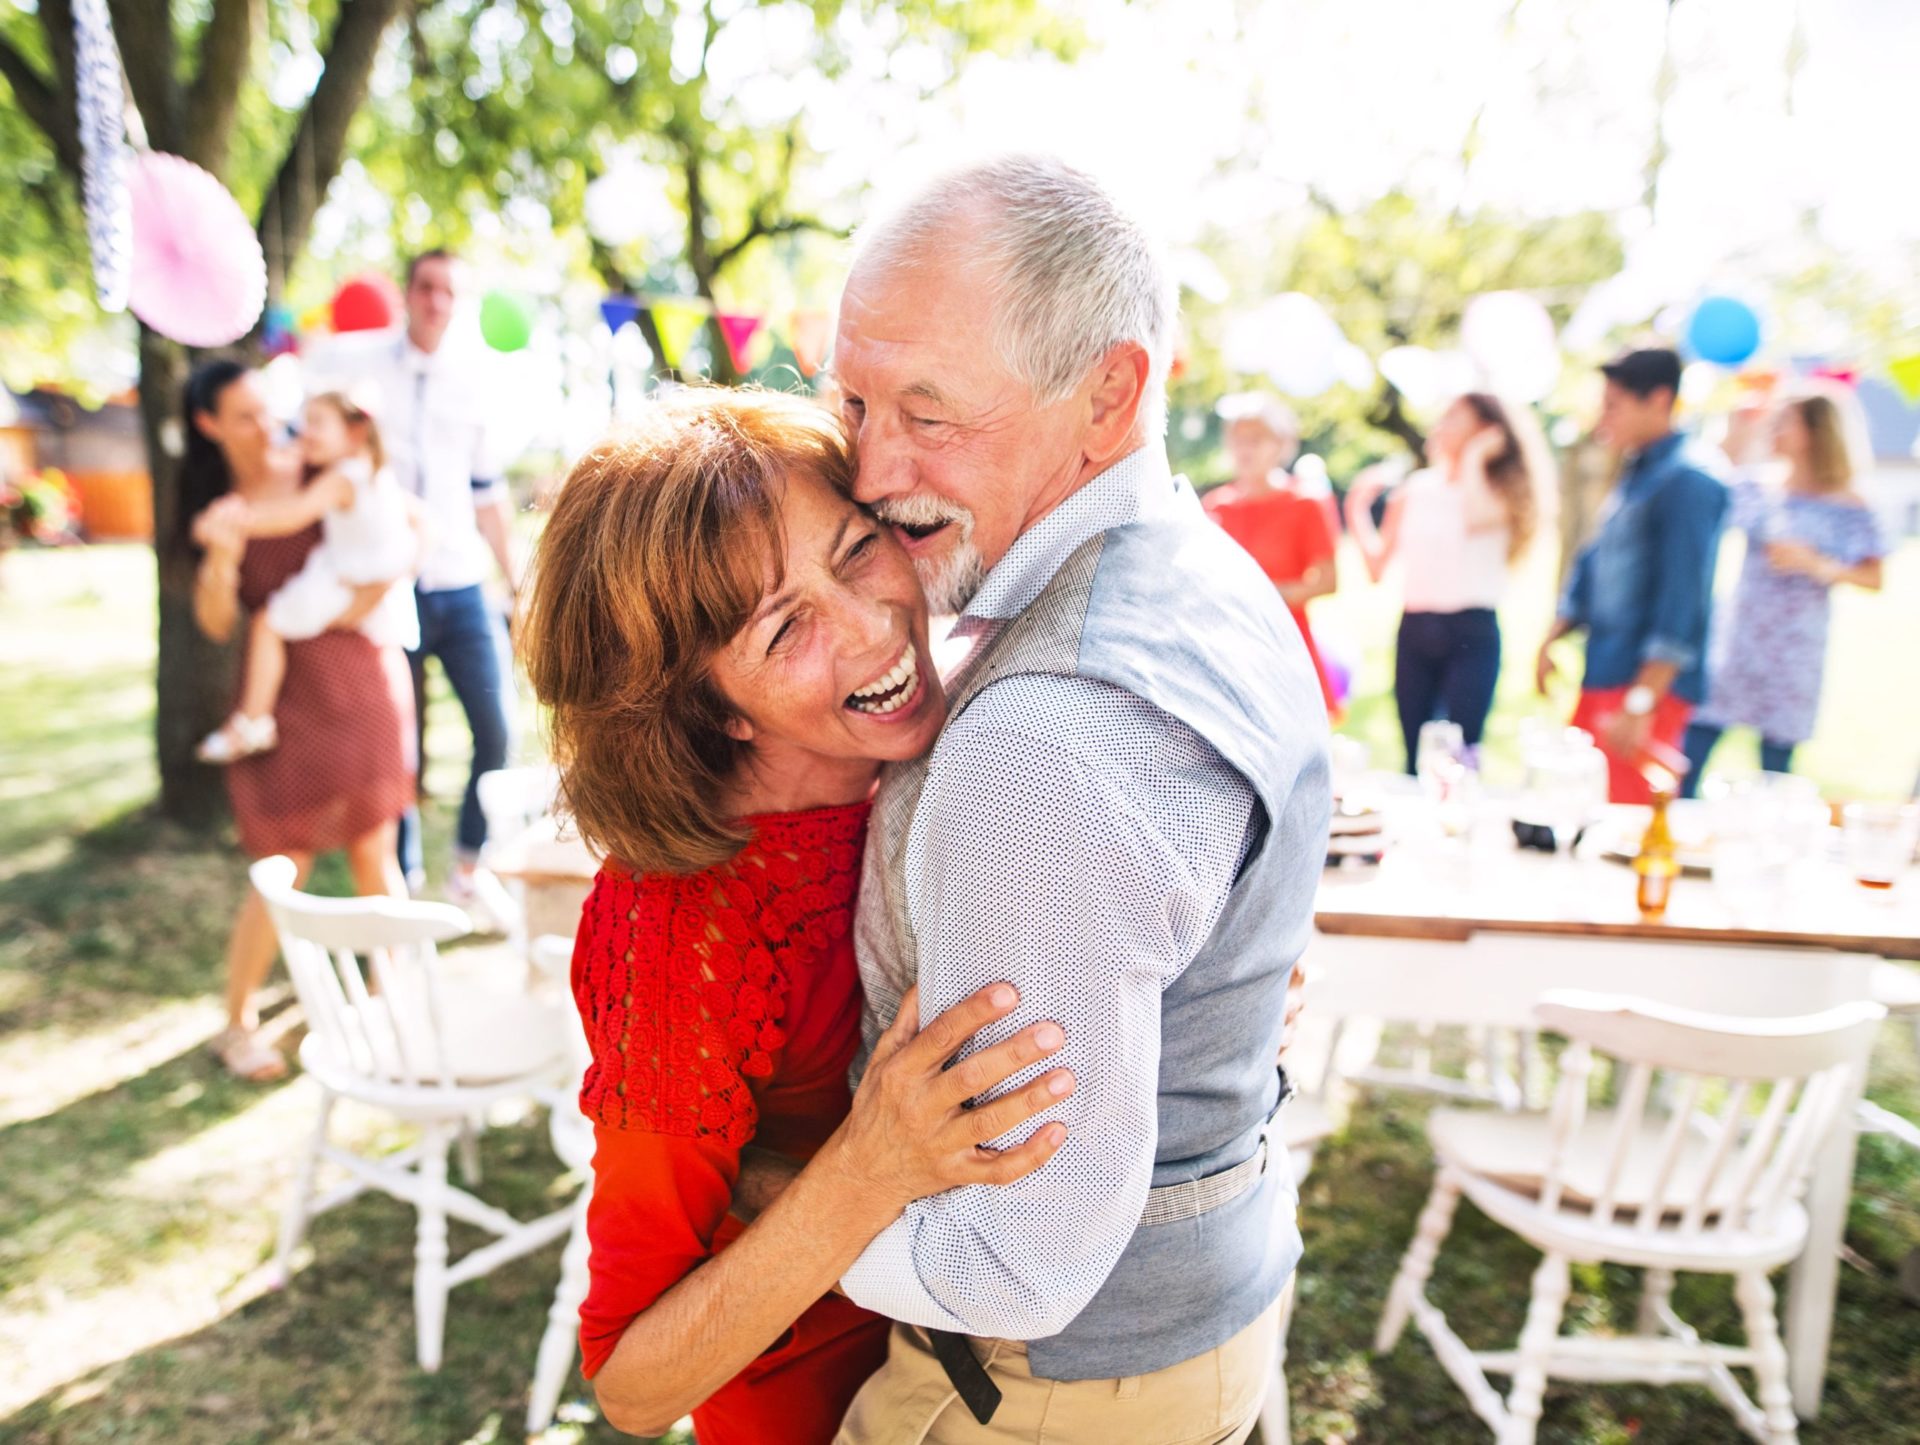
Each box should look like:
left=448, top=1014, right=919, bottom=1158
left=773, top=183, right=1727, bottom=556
left=480, top=290, right=534, bottom=352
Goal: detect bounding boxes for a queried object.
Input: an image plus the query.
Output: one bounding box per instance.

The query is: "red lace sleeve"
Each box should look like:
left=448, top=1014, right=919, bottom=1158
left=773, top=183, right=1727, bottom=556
left=571, top=864, right=792, bottom=1148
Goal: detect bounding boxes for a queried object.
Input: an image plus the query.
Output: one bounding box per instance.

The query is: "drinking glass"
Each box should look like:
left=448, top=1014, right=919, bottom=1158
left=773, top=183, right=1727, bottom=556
left=1705, top=771, right=1828, bottom=915
left=1416, top=720, right=1467, bottom=805
left=1843, top=802, right=1920, bottom=891
left=1523, top=727, right=1606, bottom=854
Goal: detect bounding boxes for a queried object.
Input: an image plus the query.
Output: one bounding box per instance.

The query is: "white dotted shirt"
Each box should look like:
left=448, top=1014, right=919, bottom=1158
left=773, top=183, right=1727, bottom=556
left=839, top=449, right=1260, bottom=1339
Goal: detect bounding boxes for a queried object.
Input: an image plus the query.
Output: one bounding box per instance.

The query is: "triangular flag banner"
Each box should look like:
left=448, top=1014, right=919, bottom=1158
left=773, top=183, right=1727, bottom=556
left=1809, top=364, right=1858, bottom=388
left=651, top=300, right=709, bottom=372
left=717, top=313, right=765, bottom=374
left=600, top=295, right=640, bottom=334
left=789, top=310, right=831, bottom=378
left=1888, top=353, right=1920, bottom=405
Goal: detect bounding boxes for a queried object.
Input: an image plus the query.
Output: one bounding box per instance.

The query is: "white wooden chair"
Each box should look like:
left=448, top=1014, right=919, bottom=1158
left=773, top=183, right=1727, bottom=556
left=526, top=1099, right=596, bottom=1436
left=475, top=764, right=563, bottom=960
left=1375, top=989, right=1884, bottom=1445
left=1257, top=1090, right=1336, bottom=1445
left=251, top=856, right=582, bottom=1372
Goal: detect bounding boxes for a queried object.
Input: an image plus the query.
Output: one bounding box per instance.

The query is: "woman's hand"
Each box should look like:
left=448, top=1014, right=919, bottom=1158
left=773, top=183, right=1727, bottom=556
left=1460, top=425, right=1505, bottom=474
left=1764, top=539, right=1832, bottom=582
left=327, top=581, right=395, bottom=631
left=834, top=982, right=1071, bottom=1210
left=193, top=495, right=251, bottom=559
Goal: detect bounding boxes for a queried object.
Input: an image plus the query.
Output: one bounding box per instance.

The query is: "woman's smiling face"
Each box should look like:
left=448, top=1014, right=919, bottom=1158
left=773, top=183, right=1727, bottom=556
left=710, top=464, right=947, bottom=770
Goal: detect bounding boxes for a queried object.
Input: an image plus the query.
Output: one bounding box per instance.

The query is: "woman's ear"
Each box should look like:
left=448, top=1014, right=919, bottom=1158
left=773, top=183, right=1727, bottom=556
left=723, top=714, right=755, bottom=743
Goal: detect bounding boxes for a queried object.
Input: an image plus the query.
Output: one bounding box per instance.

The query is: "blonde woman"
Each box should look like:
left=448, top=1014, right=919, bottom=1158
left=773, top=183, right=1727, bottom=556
left=1680, top=390, right=1888, bottom=795
left=1346, top=392, right=1550, bottom=769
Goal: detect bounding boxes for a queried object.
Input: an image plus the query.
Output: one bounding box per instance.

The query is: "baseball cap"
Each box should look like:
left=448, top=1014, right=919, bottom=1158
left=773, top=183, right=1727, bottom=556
left=1599, top=348, right=1682, bottom=398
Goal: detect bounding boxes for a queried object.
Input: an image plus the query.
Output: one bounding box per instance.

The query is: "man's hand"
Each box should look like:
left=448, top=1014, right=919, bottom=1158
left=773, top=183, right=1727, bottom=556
left=1534, top=638, right=1559, bottom=696
left=1604, top=704, right=1653, bottom=760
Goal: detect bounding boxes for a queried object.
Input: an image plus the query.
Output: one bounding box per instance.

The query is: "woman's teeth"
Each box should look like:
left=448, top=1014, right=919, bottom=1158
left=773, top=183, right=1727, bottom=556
left=848, top=648, right=919, bottom=715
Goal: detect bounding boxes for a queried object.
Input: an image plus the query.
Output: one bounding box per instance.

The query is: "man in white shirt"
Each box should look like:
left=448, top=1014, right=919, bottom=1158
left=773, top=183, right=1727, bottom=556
left=366, top=250, right=520, bottom=899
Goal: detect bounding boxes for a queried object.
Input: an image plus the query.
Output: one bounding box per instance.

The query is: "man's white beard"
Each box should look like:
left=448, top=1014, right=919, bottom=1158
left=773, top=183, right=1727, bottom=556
left=874, top=496, right=987, bottom=616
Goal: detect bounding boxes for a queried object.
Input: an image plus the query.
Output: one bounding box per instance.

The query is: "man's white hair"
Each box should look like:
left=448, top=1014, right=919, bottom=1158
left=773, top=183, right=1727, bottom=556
left=853, top=154, right=1177, bottom=439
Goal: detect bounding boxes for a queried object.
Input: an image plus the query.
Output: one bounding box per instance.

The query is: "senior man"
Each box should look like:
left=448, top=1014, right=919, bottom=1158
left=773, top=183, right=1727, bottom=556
left=821, top=155, right=1330, bottom=1444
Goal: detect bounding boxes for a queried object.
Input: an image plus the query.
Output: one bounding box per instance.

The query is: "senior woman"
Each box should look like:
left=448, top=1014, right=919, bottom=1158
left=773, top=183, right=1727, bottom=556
left=518, top=389, right=1072, bottom=1443
left=183, top=360, right=417, bottom=1080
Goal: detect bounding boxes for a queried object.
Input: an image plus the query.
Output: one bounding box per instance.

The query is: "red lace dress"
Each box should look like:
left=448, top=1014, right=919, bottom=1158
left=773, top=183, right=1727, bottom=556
left=571, top=800, right=888, bottom=1445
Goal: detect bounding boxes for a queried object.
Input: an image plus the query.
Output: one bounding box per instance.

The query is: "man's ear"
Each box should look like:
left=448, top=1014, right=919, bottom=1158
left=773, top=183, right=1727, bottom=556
left=1085, top=341, right=1150, bottom=457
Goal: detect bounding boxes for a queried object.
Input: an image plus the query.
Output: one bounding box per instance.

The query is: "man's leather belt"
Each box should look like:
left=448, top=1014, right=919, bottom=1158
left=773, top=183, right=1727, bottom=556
left=925, top=1069, right=1294, bottom=1424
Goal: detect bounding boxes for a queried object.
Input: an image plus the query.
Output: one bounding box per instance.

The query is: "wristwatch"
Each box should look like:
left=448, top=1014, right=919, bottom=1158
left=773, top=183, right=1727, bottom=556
left=1623, top=684, right=1656, bottom=717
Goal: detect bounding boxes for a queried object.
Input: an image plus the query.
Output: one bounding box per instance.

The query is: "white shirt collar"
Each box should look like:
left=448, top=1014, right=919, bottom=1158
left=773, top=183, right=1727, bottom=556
left=962, top=445, right=1177, bottom=623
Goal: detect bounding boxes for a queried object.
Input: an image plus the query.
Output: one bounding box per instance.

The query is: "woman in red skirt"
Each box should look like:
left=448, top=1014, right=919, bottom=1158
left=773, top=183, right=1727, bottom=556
left=182, top=361, right=419, bottom=1080
left=520, top=391, right=1072, bottom=1443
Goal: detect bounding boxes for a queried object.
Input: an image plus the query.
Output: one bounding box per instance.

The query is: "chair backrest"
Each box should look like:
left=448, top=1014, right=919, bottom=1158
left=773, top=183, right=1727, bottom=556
left=250, top=857, right=474, bottom=1091
left=476, top=766, right=562, bottom=856
left=1530, top=988, right=1884, bottom=1239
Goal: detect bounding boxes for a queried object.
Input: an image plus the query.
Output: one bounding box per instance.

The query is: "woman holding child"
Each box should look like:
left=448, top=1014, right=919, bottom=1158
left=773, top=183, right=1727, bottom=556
left=181, top=359, right=419, bottom=1081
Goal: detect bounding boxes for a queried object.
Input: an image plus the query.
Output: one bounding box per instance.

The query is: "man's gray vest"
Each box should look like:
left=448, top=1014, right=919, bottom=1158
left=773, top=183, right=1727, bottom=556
left=855, top=472, right=1332, bottom=1381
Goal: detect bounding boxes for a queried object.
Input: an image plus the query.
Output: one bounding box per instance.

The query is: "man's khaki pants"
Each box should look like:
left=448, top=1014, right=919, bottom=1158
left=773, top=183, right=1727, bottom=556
left=834, top=1298, right=1280, bottom=1445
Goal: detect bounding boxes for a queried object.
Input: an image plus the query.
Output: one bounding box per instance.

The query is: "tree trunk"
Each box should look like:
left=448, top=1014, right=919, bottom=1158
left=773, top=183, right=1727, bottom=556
left=141, top=327, right=239, bottom=827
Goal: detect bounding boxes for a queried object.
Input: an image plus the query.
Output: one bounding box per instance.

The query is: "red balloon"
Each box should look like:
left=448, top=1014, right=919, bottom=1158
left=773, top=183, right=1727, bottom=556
left=331, top=274, right=401, bottom=334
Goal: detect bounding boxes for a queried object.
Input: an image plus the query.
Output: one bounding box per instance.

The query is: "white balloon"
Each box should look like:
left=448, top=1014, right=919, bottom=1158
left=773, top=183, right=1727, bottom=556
left=1462, top=291, right=1560, bottom=401
left=1225, top=292, right=1348, bottom=397
left=1379, top=345, right=1443, bottom=408
left=1335, top=342, right=1375, bottom=391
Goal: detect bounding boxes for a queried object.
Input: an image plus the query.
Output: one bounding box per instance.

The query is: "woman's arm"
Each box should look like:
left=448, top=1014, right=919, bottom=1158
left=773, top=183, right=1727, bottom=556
left=1344, top=466, right=1402, bottom=583
left=191, top=496, right=250, bottom=643
left=1278, top=492, right=1340, bottom=607
left=324, top=495, right=428, bottom=633
left=1765, top=541, right=1884, bottom=592
left=591, top=984, right=1072, bottom=1437
left=1457, top=430, right=1511, bottom=533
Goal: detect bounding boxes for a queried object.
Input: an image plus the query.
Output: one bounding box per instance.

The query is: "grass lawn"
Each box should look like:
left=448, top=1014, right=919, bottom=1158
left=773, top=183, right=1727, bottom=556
left=1, top=539, right=1917, bottom=1444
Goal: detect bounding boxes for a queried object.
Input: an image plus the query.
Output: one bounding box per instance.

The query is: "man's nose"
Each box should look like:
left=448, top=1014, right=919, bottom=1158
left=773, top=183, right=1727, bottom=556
left=850, top=425, right=908, bottom=507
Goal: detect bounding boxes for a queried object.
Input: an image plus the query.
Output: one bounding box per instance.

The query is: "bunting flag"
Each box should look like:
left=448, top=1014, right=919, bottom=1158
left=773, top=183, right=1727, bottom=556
left=650, top=299, right=710, bottom=372
left=789, top=310, right=831, bottom=378
left=1887, top=354, right=1920, bottom=405
left=1809, top=364, right=1859, bottom=388
left=716, top=313, right=765, bottom=374
left=73, top=0, right=131, bottom=312
left=599, top=295, right=641, bottom=334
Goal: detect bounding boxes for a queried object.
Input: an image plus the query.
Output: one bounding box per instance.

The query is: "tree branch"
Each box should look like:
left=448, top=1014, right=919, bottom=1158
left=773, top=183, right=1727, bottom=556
left=0, top=32, right=81, bottom=177
left=710, top=214, right=845, bottom=274
left=256, top=0, right=407, bottom=296
left=106, top=0, right=180, bottom=152
left=183, top=0, right=258, bottom=177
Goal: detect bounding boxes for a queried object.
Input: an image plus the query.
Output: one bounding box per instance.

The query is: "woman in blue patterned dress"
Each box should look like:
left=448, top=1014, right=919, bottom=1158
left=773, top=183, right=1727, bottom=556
left=1681, top=390, right=1888, bottom=796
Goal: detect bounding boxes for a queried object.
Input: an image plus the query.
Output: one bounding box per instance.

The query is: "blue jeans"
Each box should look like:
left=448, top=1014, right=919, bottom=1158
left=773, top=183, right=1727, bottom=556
left=1395, top=609, right=1502, bottom=772
left=397, top=584, right=512, bottom=883
left=1679, top=722, right=1795, bottom=799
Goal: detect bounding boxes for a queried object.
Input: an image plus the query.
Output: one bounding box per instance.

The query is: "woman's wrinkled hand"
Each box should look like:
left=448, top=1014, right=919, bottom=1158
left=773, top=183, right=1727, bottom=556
left=835, top=982, right=1072, bottom=1209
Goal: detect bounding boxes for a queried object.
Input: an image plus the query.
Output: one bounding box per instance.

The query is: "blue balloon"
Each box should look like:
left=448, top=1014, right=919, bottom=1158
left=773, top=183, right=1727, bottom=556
left=1686, top=295, right=1762, bottom=366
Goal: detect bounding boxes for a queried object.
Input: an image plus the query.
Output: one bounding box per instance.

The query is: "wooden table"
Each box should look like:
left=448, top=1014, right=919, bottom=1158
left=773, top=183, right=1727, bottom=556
left=1311, top=787, right=1920, bottom=1420
left=1316, top=800, right=1920, bottom=960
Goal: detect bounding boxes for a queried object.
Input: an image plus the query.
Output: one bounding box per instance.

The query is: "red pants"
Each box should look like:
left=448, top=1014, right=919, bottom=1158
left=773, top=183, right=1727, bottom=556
left=1571, top=687, right=1693, bottom=805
